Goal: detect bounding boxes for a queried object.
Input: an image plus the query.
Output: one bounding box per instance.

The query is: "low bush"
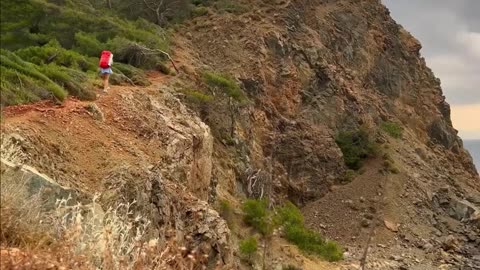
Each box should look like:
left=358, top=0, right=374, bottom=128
left=382, top=153, right=400, bottom=174
left=241, top=200, right=343, bottom=262
left=383, top=160, right=400, bottom=174
left=381, top=121, right=403, bottom=139
left=276, top=202, right=343, bottom=262
left=202, top=71, right=246, bottom=102
left=342, top=169, right=356, bottom=183
left=274, top=201, right=304, bottom=227
left=242, top=199, right=272, bottom=236
left=0, top=48, right=100, bottom=105
left=284, top=224, right=343, bottom=262
left=74, top=32, right=104, bottom=57
left=191, top=6, right=209, bottom=17
left=156, top=62, right=171, bottom=75
left=214, top=1, right=247, bottom=14
left=0, top=49, right=68, bottom=104
left=15, top=40, right=97, bottom=72
left=113, top=63, right=150, bottom=86
left=239, top=237, right=258, bottom=258
left=335, top=128, right=377, bottom=170
left=184, top=90, right=214, bottom=104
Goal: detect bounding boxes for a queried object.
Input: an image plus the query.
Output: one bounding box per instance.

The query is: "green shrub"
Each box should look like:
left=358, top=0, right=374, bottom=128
left=15, top=40, right=97, bottom=72
left=275, top=201, right=304, bottom=227
left=242, top=199, right=272, bottom=236
left=335, top=128, right=377, bottom=170
left=214, top=1, right=247, bottom=14
left=383, top=160, right=400, bottom=174
left=191, top=6, right=209, bottom=17
left=74, top=32, right=104, bottom=57
left=0, top=49, right=67, bottom=102
left=284, top=224, right=343, bottom=262
left=0, top=66, right=43, bottom=105
left=112, top=63, right=150, bottom=86
left=342, top=169, right=356, bottom=183
left=274, top=202, right=343, bottom=262
left=0, top=48, right=99, bottom=105
left=184, top=90, right=214, bottom=104
left=39, top=64, right=96, bottom=100
left=202, top=71, right=246, bottom=102
left=156, top=62, right=171, bottom=75
left=239, top=237, right=258, bottom=258
left=381, top=121, right=403, bottom=138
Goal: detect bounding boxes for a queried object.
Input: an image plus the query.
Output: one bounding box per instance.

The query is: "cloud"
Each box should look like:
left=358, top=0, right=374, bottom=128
left=382, top=0, right=480, bottom=105
left=457, top=31, right=480, bottom=58
left=382, top=0, right=480, bottom=139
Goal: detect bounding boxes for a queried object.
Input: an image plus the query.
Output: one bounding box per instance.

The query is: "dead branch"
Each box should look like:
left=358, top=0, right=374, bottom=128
left=127, top=43, right=179, bottom=73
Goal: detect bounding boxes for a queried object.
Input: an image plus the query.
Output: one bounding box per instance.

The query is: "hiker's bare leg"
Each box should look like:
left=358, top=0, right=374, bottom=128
left=103, top=74, right=110, bottom=90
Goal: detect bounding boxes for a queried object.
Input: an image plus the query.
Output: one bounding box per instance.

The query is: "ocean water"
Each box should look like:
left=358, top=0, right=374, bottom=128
left=464, top=140, right=480, bottom=172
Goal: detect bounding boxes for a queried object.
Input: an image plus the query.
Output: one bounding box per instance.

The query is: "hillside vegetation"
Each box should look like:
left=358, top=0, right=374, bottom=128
left=0, top=0, right=251, bottom=106
left=0, top=0, right=175, bottom=105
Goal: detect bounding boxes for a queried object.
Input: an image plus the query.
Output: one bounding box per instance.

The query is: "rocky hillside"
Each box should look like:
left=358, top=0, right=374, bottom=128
left=1, top=0, right=479, bottom=269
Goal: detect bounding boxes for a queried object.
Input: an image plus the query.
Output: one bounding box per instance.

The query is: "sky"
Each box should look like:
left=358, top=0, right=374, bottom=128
left=382, top=0, right=480, bottom=140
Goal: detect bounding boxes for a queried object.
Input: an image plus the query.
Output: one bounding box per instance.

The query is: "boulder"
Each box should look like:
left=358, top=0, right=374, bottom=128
left=1, top=158, right=80, bottom=210
left=428, top=119, right=457, bottom=149
left=448, top=199, right=478, bottom=222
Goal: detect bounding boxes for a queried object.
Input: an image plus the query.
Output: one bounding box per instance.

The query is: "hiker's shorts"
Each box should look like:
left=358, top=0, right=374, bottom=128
left=100, top=68, right=113, bottom=75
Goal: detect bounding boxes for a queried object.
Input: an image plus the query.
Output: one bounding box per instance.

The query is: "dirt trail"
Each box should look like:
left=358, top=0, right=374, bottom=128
left=1, top=71, right=171, bottom=192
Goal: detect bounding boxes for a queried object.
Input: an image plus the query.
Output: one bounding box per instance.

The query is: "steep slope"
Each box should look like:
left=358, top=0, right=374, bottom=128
left=172, top=0, right=480, bottom=268
left=1, top=0, right=480, bottom=269
left=1, top=73, right=235, bottom=268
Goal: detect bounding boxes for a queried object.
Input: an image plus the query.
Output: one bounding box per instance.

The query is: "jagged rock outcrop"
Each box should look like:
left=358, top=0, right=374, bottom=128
left=100, top=166, right=233, bottom=267
left=1, top=84, right=230, bottom=267
left=174, top=0, right=480, bottom=268
left=179, top=0, right=478, bottom=205
left=113, top=87, right=214, bottom=200
left=0, top=158, right=81, bottom=210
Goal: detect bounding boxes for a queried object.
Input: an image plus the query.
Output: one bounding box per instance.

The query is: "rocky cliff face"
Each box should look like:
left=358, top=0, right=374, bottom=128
left=1, top=0, right=479, bottom=269
left=177, top=0, right=477, bottom=195
left=175, top=0, right=480, bottom=268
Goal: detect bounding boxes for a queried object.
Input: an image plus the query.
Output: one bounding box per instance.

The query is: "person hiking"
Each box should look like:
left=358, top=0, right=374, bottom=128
left=99, top=50, right=113, bottom=93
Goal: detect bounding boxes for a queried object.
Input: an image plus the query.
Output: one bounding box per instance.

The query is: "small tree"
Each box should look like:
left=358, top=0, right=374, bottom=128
left=242, top=199, right=273, bottom=236
left=239, top=237, right=258, bottom=261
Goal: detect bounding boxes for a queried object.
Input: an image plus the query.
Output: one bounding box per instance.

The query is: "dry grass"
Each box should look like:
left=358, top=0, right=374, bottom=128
left=0, top=175, right=54, bottom=248
left=0, top=134, right=217, bottom=269
left=0, top=175, right=211, bottom=269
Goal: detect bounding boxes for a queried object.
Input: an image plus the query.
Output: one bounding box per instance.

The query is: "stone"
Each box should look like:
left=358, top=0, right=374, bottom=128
left=449, top=199, right=478, bottom=221
left=428, top=119, right=457, bottom=148
left=423, top=243, right=434, bottom=251
left=85, top=103, right=104, bottom=122
left=467, top=233, right=478, bottom=242
left=361, top=219, right=371, bottom=228
left=384, top=220, right=399, bottom=232
left=442, top=235, right=459, bottom=251
left=389, top=255, right=403, bottom=262
left=1, top=158, right=81, bottom=210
